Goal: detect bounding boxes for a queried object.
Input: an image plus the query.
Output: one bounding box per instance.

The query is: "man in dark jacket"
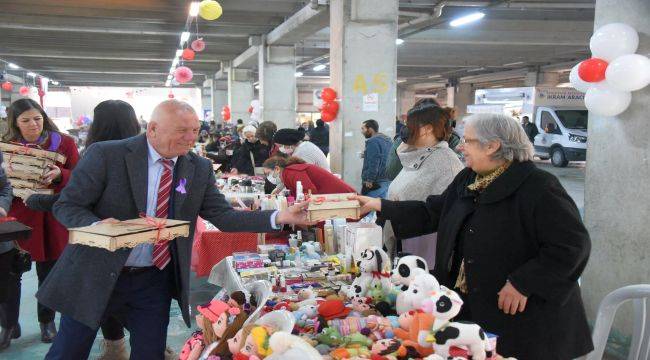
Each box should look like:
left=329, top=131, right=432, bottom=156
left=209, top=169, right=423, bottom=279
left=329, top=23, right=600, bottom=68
left=522, top=116, right=539, bottom=143
left=309, top=119, right=330, bottom=156
left=361, top=119, right=392, bottom=198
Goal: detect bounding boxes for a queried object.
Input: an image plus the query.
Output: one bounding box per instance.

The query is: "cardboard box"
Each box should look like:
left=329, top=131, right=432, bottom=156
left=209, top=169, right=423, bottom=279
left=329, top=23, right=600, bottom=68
left=0, top=218, right=32, bottom=242
left=307, top=193, right=360, bottom=222
left=344, top=223, right=383, bottom=259
left=12, top=188, right=55, bottom=200
left=0, top=142, right=66, bottom=163
left=68, top=218, right=190, bottom=251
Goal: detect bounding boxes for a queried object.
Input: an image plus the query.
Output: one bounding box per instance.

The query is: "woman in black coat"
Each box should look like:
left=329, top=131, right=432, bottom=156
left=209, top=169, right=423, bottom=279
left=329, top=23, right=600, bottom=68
left=230, top=125, right=270, bottom=176
left=354, top=113, right=593, bottom=360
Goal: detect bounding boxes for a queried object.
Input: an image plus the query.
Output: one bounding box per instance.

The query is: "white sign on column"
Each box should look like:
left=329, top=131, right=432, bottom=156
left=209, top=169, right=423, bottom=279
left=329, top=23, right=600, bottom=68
left=362, top=93, right=379, bottom=112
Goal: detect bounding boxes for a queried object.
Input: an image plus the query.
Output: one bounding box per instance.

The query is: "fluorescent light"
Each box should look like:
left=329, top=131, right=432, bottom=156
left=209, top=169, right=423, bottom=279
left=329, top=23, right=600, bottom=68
left=397, top=79, right=407, bottom=83
left=189, top=2, right=200, bottom=16
left=396, top=38, right=405, bottom=45
left=180, top=31, right=191, bottom=46
left=165, top=80, right=171, bottom=87
left=295, top=71, right=303, bottom=77
left=502, top=61, right=524, bottom=67
left=449, top=11, right=485, bottom=27
left=51, top=81, right=60, bottom=85
left=313, top=64, right=326, bottom=71
left=172, top=57, right=179, bottom=67
left=176, top=49, right=183, bottom=57
left=427, top=74, right=442, bottom=79
left=27, top=72, right=37, bottom=77
left=8, top=63, right=20, bottom=69
left=557, top=82, right=572, bottom=88
left=467, top=67, right=485, bottom=73
left=255, top=84, right=260, bottom=90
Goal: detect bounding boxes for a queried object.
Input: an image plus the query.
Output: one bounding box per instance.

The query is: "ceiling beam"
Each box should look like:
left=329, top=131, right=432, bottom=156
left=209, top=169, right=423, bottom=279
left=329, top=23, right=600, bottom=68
left=266, top=2, right=329, bottom=46
left=0, top=52, right=224, bottom=63
left=232, top=45, right=260, bottom=69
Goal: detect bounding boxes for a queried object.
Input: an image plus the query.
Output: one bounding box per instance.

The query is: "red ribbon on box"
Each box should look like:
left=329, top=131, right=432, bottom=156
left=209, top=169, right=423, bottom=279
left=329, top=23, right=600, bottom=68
left=6, top=142, right=42, bottom=172
left=0, top=216, right=17, bottom=223
left=120, top=214, right=171, bottom=245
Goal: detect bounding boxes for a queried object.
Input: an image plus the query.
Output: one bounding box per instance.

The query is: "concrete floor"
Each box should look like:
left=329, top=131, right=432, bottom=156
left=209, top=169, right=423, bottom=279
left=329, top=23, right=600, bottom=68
left=0, top=159, right=587, bottom=359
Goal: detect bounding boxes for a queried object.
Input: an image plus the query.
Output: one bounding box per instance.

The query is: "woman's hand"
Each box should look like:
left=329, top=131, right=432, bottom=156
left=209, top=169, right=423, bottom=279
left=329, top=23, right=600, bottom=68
left=498, top=281, right=528, bottom=315
left=349, top=194, right=382, bottom=215
left=41, top=164, right=62, bottom=185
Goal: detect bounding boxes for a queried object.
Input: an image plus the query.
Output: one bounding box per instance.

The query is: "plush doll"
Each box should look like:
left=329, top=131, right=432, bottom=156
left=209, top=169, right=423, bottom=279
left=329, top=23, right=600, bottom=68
left=299, top=241, right=321, bottom=260
left=316, top=326, right=344, bottom=347
left=330, top=333, right=373, bottom=360
left=208, top=311, right=251, bottom=358
left=395, top=269, right=440, bottom=314
left=348, top=247, right=392, bottom=300
left=390, top=255, right=429, bottom=291
left=179, top=300, right=240, bottom=360
left=227, top=324, right=256, bottom=357
left=421, top=286, right=491, bottom=360
left=392, top=310, right=435, bottom=357
left=264, top=331, right=322, bottom=360
left=240, top=326, right=274, bottom=358
left=370, top=338, right=421, bottom=360
left=327, top=315, right=398, bottom=340
left=297, top=286, right=316, bottom=301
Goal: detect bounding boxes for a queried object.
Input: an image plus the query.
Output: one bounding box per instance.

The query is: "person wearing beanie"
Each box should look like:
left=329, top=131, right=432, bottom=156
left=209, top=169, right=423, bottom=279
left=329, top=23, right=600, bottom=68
left=273, top=128, right=329, bottom=171
left=230, top=124, right=270, bottom=175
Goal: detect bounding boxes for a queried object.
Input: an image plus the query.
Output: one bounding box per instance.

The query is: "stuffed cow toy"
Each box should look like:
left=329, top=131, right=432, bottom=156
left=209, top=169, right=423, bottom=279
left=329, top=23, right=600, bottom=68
left=395, top=269, right=440, bottom=314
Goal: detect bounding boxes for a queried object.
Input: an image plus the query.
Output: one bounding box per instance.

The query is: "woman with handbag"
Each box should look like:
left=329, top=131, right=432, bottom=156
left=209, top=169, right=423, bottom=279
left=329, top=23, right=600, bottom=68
left=0, top=151, right=18, bottom=350
left=1, top=98, right=80, bottom=345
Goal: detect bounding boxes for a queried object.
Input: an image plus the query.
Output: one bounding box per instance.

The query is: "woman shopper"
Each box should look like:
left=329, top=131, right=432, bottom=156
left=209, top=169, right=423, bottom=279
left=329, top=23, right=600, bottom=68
left=263, top=156, right=355, bottom=197
left=256, top=121, right=281, bottom=194
left=382, top=100, right=464, bottom=261
left=308, top=119, right=330, bottom=156
left=0, top=152, right=17, bottom=351
left=273, top=128, right=330, bottom=171
left=230, top=125, right=270, bottom=176
left=22, top=100, right=148, bottom=359
left=1, top=99, right=79, bottom=344
left=353, top=113, right=593, bottom=360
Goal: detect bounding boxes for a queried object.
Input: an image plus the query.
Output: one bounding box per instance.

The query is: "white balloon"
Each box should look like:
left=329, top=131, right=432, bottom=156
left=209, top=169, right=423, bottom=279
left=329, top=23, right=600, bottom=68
left=250, top=99, right=260, bottom=108
left=590, top=23, right=639, bottom=62
left=569, top=63, right=592, bottom=93
left=605, top=54, right=650, bottom=92
left=585, top=83, right=632, bottom=117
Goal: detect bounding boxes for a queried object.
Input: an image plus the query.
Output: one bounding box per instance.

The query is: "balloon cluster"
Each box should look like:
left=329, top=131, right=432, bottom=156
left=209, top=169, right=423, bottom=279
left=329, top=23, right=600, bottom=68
left=570, top=23, right=650, bottom=117
left=320, top=87, right=339, bottom=122
left=221, top=105, right=231, bottom=121
left=249, top=100, right=262, bottom=121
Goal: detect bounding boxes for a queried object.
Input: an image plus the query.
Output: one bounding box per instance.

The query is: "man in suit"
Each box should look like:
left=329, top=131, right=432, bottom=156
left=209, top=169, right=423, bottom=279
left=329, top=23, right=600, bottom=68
left=38, top=100, right=310, bottom=359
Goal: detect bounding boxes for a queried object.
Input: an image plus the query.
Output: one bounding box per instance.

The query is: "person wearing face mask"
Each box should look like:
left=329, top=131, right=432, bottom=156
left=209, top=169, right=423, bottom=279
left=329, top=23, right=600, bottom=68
left=1, top=99, right=80, bottom=345
left=272, top=129, right=329, bottom=171
left=262, top=156, right=354, bottom=198
left=380, top=100, right=464, bottom=261
left=230, top=125, right=270, bottom=176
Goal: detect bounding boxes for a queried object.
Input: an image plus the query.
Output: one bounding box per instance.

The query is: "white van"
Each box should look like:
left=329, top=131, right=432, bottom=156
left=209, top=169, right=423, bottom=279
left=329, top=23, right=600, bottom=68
left=469, top=87, right=588, bottom=167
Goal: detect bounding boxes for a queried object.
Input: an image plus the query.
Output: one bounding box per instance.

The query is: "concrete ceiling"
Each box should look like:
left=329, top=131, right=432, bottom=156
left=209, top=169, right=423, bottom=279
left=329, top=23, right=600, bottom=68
left=0, top=0, right=595, bottom=91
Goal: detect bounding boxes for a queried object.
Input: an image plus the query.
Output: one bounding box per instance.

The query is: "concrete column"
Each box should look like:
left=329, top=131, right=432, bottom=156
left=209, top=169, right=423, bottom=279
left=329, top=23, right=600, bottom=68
left=227, top=67, right=254, bottom=123
left=582, top=0, right=650, bottom=350
left=446, top=83, right=474, bottom=119
left=329, top=0, right=398, bottom=187
left=258, top=42, right=297, bottom=129
left=212, top=81, right=228, bottom=125
left=397, top=87, right=416, bottom=119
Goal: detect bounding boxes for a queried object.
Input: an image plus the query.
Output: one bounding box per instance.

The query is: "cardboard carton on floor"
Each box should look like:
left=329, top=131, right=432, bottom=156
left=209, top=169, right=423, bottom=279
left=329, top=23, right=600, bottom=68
left=69, top=218, right=190, bottom=251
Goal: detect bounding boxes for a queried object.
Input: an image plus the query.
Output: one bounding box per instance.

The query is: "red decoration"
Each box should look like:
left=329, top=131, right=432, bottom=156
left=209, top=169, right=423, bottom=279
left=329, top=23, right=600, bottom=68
left=168, top=92, right=175, bottom=99
left=182, top=48, right=196, bottom=61
left=221, top=105, right=231, bottom=121
left=1, top=81, right=13, bottom=92
left=321, top=100, right=339, bottom=114
left=248, top=106, right=253, bottom=114
left=578, top=58, right=609, bottom=82
left=191, top=38, right=206, bottom=52
left=321, top=87, right=337, bottom=102
left=19, top=86, right=29, bottom=96
left=321, top=110, right=336, bottom=122
left=174, top=66, right=193, bottom=83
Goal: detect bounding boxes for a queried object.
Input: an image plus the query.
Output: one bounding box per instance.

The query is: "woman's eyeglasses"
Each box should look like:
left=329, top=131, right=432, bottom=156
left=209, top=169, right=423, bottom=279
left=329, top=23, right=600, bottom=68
left=459, top=137, right=481, bottom=146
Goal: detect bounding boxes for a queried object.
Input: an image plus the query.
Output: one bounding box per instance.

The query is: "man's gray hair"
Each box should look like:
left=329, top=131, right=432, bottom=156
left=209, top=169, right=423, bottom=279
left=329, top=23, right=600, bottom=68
left=464, top=113, right=534, bottom=162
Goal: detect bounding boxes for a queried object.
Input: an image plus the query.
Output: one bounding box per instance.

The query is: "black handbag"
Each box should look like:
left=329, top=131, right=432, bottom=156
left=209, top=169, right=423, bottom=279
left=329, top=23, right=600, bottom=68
left=11, top=242, right=32, bottom=274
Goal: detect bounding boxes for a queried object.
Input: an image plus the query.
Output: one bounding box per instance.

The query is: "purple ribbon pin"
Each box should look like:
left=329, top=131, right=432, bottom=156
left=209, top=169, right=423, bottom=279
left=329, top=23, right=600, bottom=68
left=176, top=178, right=187, bottom=194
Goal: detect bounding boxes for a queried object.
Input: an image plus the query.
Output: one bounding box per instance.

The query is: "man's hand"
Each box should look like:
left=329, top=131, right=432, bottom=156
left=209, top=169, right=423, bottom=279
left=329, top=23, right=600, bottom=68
left=348, top=194, right=381, bottom=215
left=498, top=281, right=528, bottom=315
left=275, top=201, right=314, bottom=226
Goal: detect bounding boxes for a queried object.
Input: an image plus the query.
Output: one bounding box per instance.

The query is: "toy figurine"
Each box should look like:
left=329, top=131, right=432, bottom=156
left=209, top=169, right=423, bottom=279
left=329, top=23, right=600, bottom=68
left=395, top=270, right=439, bottom=314
left=370, top=338, right=420, bottom=360
left=240, top=326, right=273, bottom=358
left=390, top=255, right=429, bottom=291
left=179, top=300, right=239, bottom=360
left=348, top=247, right=392, bottom=300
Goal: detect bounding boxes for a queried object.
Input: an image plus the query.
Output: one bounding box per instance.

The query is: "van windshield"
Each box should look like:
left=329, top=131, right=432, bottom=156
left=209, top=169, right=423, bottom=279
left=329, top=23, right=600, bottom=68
left=556, top=110, right=588, bottom=130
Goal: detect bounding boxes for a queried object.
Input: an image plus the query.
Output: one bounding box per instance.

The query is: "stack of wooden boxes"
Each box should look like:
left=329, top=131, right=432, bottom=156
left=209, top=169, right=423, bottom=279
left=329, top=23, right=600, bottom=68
left=0, top=142, right=66, bottom=199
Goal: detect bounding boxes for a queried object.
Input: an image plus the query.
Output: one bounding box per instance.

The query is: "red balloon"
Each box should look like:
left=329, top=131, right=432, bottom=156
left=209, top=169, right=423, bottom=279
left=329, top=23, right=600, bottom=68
left=1, top=81, right=12, bottom=92
left=182, top=48, right=195, bottom=61
left=19, top=86, right=30, bottom=96
left=321, top=110, right=336, bottom=122
left=174, top=66, right=193, bottom=83
left=248, top=106, right=253, bottom=114
left=578, top=58, right=609, bottom=83
left=321, top=87, right=337, bottom=102
left=321, top=100, right=339, bottom=114
left=168, top=92, right=175, bottom=99
left=222, top=111, right=231, bottom=121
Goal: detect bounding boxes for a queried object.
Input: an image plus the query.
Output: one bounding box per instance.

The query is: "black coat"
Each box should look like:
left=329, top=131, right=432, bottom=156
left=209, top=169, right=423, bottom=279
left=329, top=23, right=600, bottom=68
left=230, top=140, right=270, bottom=175
left=380, top=161, right=593, bottom=359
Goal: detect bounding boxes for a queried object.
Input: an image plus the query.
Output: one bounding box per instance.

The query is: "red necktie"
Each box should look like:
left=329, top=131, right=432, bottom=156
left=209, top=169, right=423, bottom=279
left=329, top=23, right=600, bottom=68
left=152, top=159, right=173, bottom=269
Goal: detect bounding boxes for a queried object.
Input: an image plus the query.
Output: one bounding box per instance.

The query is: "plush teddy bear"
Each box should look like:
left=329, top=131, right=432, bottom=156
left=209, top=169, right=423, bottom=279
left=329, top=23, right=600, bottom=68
left=421, top=286, right=492, bottom=360
left=390, top=255, right=429, bottom=291
left=348, top=247, right=392, bottom=300
left=395, top=269, right=440, bottom=314
left=264, top=331, right=322, bottom=360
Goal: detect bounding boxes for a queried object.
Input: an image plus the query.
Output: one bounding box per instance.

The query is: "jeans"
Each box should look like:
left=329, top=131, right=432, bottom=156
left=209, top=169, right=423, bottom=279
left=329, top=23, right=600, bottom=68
left=364, top=180, right=391, bottom=199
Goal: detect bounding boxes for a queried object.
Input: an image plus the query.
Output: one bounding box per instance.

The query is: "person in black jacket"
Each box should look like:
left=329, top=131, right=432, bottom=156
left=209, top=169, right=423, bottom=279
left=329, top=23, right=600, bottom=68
left=230, top=125, right=270, bottom=175
left=308, top=119, right=330, bottom=156
left=353, top=113, right=593, bottom=360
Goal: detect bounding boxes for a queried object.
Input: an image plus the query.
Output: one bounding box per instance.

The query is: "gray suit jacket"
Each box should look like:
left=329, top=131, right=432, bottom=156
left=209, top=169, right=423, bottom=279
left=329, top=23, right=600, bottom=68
left=37, top=135, right=275, bottom=329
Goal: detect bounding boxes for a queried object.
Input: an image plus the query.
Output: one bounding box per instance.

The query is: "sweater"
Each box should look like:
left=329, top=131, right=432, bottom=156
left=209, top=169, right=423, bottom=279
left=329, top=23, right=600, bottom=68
left=382, top=141, right=464, bottom=258
left=281, top=163, right=355, bottom=197
left=293, top=141, right=330, bottom=171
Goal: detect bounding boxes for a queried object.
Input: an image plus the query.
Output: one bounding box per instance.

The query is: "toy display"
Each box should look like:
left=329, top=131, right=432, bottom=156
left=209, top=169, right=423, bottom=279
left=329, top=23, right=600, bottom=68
left=391, top=255, right=429, bottom=291
left=395, top=270, right=439, bottom=315
left=348, top=247, right=392, bottom=301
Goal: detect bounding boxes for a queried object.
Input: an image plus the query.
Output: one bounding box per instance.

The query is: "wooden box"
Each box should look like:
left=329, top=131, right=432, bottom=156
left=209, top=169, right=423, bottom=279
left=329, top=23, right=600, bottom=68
left=69, top=218, right=191, bottom=251
left=0, top=218, right=32, bottom=242
left=13, top=188, right=55, bottom=200
left=5, top=162, right=47, bottom=181
left=307, top=193, right=360, bottom=222
left=0, top=142, right=66, bottom=164
left=2, top=152, right=53, bottom=168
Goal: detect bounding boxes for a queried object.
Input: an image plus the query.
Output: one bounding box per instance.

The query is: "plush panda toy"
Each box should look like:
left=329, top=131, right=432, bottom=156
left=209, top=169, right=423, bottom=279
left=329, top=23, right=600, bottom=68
left=391, top=255, right=429, bottom=291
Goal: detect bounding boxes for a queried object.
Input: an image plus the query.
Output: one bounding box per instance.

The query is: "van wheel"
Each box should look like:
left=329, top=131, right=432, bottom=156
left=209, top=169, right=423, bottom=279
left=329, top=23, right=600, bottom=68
left=551, top=148, right=568, bottom=167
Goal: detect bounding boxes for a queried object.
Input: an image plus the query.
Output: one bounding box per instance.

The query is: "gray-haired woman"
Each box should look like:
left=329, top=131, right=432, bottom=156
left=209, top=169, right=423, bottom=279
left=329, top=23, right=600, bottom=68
left=353, top=113, right=593, bottom=359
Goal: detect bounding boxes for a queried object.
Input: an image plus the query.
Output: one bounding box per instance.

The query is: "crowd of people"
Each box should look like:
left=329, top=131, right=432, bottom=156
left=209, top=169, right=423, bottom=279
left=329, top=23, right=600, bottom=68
left=0, top=96, right=593, bottom=360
